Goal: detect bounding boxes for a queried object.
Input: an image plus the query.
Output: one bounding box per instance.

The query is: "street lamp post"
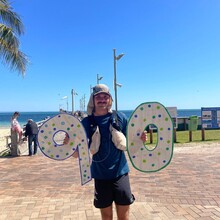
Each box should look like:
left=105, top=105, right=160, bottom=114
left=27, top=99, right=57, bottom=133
left=82, top=94, right=86, bottom=111
left=79, top=94, right=86, bottom=111
left=67, top=97, right=69, bottom=111
left=61, top=96, right=68, bottom=111
left=58, top=94, right=61, bottom=111
left=71, top=89, right=78, bottom=114
left=90, top=85, right=93, bottom=94
left=113, top=48, right=124, bottom=113
left=97, top=74, right=103, bottom=84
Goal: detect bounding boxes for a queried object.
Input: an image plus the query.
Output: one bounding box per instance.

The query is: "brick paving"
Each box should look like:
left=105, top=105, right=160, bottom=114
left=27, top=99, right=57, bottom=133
left=0, top=143, right=220, bottom=220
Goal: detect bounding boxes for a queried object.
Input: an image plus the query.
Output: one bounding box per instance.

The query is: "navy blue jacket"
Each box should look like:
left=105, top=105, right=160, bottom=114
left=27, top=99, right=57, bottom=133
left=81, top=112, right=129, bottom=180
left=25, top=121, right=38, bottom=137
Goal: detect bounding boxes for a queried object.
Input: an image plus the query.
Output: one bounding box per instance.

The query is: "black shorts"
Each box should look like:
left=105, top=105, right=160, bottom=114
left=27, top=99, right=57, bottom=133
left=93, top=173, right=135, bottom=208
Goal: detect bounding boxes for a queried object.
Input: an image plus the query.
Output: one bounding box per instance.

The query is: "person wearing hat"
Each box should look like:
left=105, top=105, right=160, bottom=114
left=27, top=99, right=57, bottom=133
left=67, top=84, right=147, bottom=220
left=24, top=119, right=39, bottom=156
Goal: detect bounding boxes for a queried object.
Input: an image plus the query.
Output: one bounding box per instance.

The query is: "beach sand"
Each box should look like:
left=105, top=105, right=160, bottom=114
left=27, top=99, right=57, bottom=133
left=0, top=127, right=30, bottom=155
left=0, top=127, right=11, bottom=152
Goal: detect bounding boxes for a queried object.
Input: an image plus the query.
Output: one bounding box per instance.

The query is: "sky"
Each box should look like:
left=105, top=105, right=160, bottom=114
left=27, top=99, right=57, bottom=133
left=1, top=0, right=220, bottom=112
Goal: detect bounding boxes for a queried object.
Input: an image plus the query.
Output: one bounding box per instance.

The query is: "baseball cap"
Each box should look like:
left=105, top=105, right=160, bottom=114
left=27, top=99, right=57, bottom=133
left=92, top=84, right=111, bottom=96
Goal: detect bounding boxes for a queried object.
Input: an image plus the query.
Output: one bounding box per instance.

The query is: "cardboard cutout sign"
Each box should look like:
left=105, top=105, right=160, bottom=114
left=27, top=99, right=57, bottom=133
left=37, top=113, right=91, bottom=185
left=37, top=102, right=174, bottom=185
left=127, top=102, right=174, bottom=172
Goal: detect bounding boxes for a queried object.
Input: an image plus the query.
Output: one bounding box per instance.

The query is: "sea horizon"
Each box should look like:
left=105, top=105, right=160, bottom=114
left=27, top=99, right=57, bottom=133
left=0, top=108, right=201, bottom=113
left=0, top=109, right=201, bottom=128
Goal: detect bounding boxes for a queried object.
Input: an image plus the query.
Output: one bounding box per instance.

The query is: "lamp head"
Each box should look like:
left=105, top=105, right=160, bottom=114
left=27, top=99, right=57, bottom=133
left=116, top=83, right=122, bottom=87
left=115, top=53, right=124, bottom=60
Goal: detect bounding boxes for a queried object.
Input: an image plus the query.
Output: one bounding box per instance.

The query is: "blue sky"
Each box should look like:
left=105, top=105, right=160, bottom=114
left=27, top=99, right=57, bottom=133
left=1, top=0, right=220, bottom=112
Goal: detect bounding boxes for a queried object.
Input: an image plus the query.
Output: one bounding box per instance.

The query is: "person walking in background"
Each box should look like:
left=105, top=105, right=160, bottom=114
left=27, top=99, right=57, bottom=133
left=24, top=119, right=38, bottom=156
left=65, top=84, right=147, bottom=220
left=11, top=111, right=23, bottom=143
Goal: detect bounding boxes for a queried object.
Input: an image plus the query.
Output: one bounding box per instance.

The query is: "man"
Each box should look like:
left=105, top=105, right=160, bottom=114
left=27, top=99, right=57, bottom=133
left=25, top=119, right=38, bottom=156
left=68, top=84, right=147, bottom=220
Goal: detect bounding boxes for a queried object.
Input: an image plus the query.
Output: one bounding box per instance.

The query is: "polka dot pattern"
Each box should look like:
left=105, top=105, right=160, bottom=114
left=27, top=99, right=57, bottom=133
left=37, top=113, right=91, bottom=185
left=127, top=102, right=174, bottom=172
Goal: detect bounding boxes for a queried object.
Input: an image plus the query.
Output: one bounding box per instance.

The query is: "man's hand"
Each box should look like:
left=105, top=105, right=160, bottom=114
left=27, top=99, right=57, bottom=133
left=140, top=131, right=148, bottom=142
left=72, top=150, right=79, bottom=158
left=63, top=133, right=70, bottom=145
left=63, top=134, right=79, bottom=158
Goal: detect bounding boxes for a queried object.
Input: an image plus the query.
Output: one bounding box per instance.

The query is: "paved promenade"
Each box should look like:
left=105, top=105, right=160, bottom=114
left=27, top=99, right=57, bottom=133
left=0, top=143, right=220, bottom=220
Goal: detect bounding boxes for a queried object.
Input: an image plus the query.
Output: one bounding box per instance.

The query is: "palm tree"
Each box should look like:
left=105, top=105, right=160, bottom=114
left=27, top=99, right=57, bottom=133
left=0, top=0, right=29, bottom=76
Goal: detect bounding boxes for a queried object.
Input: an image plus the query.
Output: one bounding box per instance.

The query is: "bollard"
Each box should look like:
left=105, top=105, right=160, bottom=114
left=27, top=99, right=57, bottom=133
left=10, top=129, right=21, bottom=156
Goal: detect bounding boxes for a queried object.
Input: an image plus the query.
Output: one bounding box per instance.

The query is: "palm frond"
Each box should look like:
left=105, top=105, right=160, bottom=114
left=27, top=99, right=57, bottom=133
left=0, top=42, right=28, bottom=75
left=0, top=0, right=29, bottom=76
left=0, top=25, right=28, bottom=76
left=0, top=24, right=19, bottom=48
left=0, top=0, right=24, bottom=35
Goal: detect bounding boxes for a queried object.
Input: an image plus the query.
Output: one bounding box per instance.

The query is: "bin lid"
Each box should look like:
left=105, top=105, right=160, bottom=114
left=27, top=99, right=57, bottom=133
left=189, top=115, right=198, bottom=119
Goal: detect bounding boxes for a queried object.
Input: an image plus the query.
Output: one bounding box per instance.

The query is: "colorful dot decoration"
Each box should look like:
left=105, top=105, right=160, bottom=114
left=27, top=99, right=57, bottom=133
left=37, top=113, right=91, bottom=185
left=127, top=102, right=174, bottom=172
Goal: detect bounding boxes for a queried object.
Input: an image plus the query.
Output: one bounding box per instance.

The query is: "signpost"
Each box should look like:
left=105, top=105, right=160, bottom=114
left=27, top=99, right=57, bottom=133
left=201, top=107, right=220, bottom=140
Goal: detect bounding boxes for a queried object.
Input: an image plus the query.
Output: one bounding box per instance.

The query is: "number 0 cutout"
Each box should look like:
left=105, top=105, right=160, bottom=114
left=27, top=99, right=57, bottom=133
left=127, top=102, right=174, bottom=172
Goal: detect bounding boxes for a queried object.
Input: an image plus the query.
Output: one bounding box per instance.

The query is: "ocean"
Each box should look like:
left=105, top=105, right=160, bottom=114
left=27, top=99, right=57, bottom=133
left=0, top=109, right=201, bottom=128
left=0, top=112, right=59, bottom=128
left=122, top=109, right=201, bottom=119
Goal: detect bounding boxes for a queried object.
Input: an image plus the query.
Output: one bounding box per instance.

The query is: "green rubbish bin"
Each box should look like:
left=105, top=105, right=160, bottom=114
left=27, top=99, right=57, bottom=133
left=188, top=115, right=198, bottom=131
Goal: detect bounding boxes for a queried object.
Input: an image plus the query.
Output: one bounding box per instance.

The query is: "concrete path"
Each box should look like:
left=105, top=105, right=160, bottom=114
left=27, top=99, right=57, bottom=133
left=0, top=143, right=220, bottom=220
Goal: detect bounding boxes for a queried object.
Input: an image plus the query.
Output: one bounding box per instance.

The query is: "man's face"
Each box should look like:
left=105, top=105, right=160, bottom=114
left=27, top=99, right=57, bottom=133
left=94, top=93, right=111, bottom=110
